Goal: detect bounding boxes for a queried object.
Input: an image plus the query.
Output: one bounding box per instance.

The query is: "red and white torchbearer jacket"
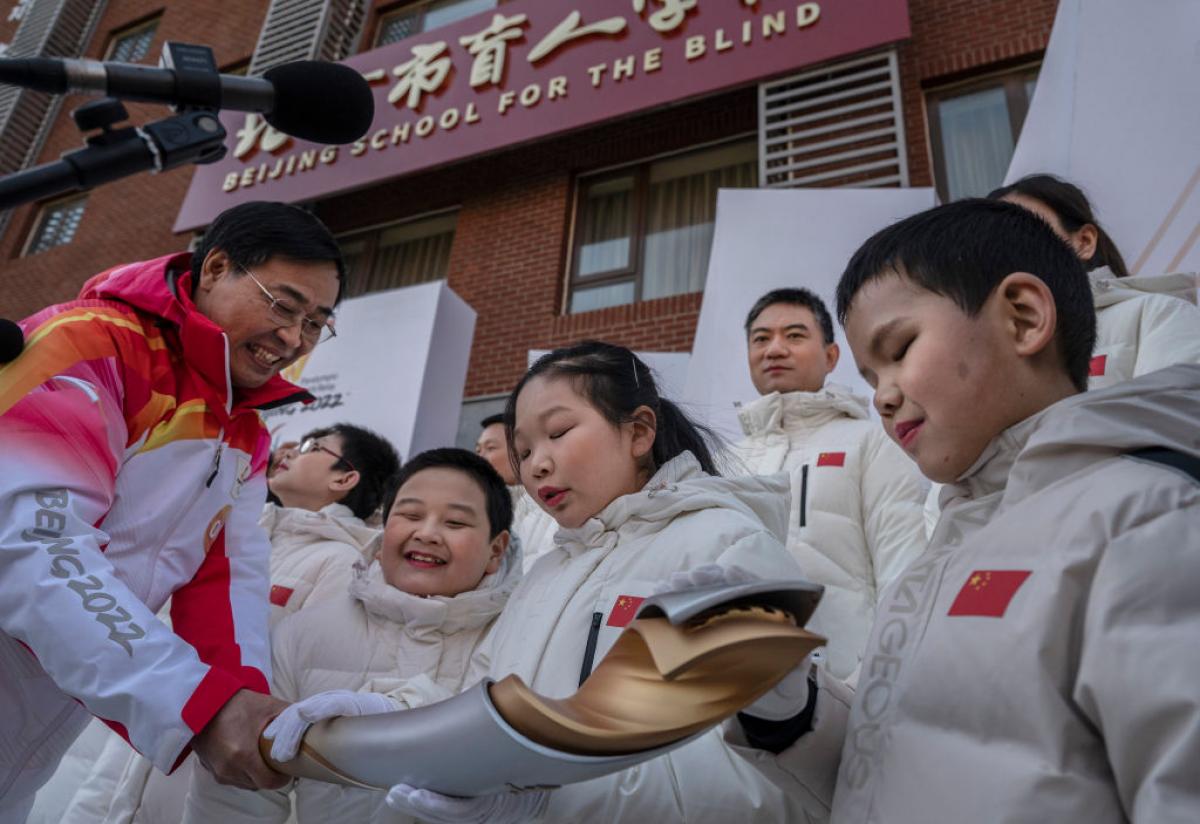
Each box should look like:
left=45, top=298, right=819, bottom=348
left=0, top=252, right=310, bottom=772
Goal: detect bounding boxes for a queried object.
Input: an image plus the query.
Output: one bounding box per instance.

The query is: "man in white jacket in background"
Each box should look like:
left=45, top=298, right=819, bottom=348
left=477, top=413, right=558, bottom=572
left=733, top=288, right=929, bottom=680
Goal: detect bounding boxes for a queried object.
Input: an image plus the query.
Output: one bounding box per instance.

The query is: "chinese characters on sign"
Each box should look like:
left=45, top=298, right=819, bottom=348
left=178, top=0, right=911, bottom=229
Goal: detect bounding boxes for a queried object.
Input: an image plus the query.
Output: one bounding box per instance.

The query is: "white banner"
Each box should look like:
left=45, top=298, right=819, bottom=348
left=1006, top=0, right=1200, bottom=277
left=262, top=280, right=476, bottom=460
left=683, top=187, right=937, bottom=440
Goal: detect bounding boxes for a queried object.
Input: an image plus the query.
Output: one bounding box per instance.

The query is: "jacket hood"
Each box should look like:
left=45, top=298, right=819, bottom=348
left=553, top=451, right=790, bottom=555
left=79, top=253, right=312, bottom=412
left=1089, top=266, right=1199, bottom=310
left=351, top=530, right=524, bottom=634
left=738, top=383, right=870, bottom=438
left=260, top=502, right=379, bottom=554
left=949, top=364, right=1200, bottom=508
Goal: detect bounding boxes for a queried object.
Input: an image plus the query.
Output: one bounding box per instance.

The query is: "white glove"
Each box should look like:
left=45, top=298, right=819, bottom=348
left=263, top=689, right=399, bottom=762
left=385, top=783, right=550, bottom=824
left=653, top=563, right=815, bottom=721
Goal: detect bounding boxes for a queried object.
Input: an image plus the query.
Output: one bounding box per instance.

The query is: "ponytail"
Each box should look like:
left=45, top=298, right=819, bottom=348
left=989, top=174, right=1130, bottom=277
left=505, top=341, right=721, bottom=476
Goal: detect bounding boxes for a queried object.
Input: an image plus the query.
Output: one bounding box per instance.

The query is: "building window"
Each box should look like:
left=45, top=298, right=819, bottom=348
left=105, top=18, right=159, bottom=63
left=339, top=211, right=457, bottom=298
left=568, top=140, right=758, bottom=314
left=926, top=64, right=1039, bottom=202
left=25, top=196, right=87, bottom=255
left=375, top=0, right=496, bottom=46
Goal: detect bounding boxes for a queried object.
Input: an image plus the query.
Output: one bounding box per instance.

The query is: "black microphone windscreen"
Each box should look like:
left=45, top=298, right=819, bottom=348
left=262, top=61, right=374, bottom=145
left=0, top=319, right=25, bottom=363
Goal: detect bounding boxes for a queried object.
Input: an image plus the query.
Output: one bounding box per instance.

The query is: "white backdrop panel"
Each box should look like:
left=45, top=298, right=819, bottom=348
left=683, top=187, right=937, bottom=440
left=1006, top=0, right=1200, bottom=278
left=262, top=280, right=476, bottom=460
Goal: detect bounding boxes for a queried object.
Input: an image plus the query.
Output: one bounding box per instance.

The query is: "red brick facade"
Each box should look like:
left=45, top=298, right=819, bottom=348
left=0, top=0, right=1058, bottom=400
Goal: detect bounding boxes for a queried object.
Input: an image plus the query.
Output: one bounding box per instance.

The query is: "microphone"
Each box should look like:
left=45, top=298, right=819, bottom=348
left=0, top=319, right=24, bottom=363
left=0, top=57, right=374, bottom=144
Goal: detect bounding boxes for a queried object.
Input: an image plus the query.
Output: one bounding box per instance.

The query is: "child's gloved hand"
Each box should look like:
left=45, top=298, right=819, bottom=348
left=653, top=563, right=816, bottom=721
left=263, top=690, right=399, bottom=762
left=384, top=783, right=550, bottom=823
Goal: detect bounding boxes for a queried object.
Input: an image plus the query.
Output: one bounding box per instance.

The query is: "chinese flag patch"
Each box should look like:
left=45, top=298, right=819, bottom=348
left=269, top=585, right=294, bottom=607
left=606, top=595, right=646, bottom=627
left=947, top=570, right=1031, bottom=617
left=1089, top=355, right=1107, bottom=377
left=817, top=452, right=846, bottom=467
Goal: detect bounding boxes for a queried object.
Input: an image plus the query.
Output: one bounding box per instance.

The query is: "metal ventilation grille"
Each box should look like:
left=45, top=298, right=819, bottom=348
left=758, top=50, right=908, bottom=189
left=249, top=0, right=367, bottom=74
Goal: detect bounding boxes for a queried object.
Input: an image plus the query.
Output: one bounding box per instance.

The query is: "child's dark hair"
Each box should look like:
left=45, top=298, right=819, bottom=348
left=836, top=199, right=1096, bottom=392
left=503, top=340, right=720, bottom=477
left=302, top=424, right=401, bottom=519
left=380, top=448, right=513, bottom=539
left=989, top=174, right=1130, bottom=277
left=744, top=287, right=836, bottom=345
left=191, top=201, right=347, bottom=303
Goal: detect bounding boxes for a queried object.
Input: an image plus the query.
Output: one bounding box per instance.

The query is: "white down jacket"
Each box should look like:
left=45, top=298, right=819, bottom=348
left=924, top=267, right=1200, bottom=537
left=732, top=386, right=929, bottom=679
left=510, top=486, right=559, bottom=572
left=182, top=533, right=524, bottom=824
left=457, top=451, right=818, bottom=823
left=261, top=501, right=379, bottom=628
left=740, top=365, right=1200, bottom=823
left=1086, top=266, right=1200, bottom=389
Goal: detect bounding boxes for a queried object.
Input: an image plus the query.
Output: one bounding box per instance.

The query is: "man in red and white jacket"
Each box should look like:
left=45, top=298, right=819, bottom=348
left=0, top=201, right=343, bottom=823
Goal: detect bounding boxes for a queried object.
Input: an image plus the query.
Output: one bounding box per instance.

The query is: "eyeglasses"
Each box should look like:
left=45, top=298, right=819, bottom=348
left=241, top=268, right=337, bottom=345
left=298, top=437, right=356, bottom=472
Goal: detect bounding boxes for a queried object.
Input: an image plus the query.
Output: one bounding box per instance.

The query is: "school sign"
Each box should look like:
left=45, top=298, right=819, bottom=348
left=175, top=0, right=910, bottom=231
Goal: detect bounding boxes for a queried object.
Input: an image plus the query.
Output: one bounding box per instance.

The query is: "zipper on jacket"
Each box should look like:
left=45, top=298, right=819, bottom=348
left=799, top=464, right=808, bottom=528
left=205, top=435, right=225, bottom=488
left=579, top=612, right=603, bottom=686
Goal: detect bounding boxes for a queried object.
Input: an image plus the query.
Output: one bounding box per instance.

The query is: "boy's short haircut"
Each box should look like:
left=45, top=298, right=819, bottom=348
left=303, top=424, right=401, bottom=520
left=380, top=448, right=514, bottom=539
left=479, top=413, right=505, bottom=429
left=835, top=199, right=1096, bottom=391
left=744, top=287, right=836, bottom=345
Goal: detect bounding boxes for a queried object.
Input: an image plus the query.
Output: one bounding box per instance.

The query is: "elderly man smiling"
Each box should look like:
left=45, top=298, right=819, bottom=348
left=0, top=201, right=343, bottom=823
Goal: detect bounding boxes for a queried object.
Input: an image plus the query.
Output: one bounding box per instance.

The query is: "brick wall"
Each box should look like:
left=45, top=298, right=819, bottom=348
left=0, top=0, right=266, bottom=317
left=0, top=0, right=1059, bottom=400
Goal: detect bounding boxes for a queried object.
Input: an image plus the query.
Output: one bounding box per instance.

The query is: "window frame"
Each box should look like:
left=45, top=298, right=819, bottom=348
left=103, top=16, right=161, bottom=63
left=23, top=194, right=88, bottom=257
left=372, top=0, right=498, bottom=47
left=565, top=136, right=758, bottom=314
left=336, top=207, right=459, bottom=298
left=925, top=61, right=1041, bottom=203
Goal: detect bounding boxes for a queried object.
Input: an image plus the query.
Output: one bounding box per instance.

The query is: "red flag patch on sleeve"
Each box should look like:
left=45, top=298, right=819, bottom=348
left=1089, top=355, right=1107, bottom=377
left=947, top=570, right=1031, bottom=617
left=269, top=585, right=294, bottom=607
left=606, top=595, right=646, bottom=627
left=817, top=452, right=846, bottom=467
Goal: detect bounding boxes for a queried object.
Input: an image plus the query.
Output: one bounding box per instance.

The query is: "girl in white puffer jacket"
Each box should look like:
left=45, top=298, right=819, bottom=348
left=266, top=341, right=817, bottom=824
left=182, top=448, right=523, bottom=824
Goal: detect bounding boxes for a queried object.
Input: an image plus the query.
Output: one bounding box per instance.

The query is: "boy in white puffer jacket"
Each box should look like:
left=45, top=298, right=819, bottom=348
left=183, top=448, right=521, bottom=823
left=734, top=288, right=928, bottom=680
